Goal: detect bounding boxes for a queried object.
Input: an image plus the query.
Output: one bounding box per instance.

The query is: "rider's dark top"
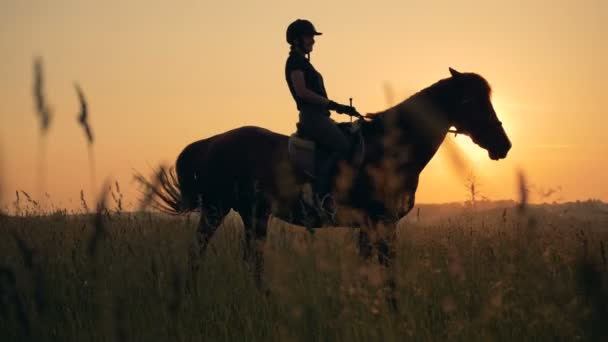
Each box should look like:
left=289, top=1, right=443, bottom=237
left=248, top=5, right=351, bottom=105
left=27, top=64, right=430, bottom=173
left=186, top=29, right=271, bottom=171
left=285, top=50, right=330, bottom=116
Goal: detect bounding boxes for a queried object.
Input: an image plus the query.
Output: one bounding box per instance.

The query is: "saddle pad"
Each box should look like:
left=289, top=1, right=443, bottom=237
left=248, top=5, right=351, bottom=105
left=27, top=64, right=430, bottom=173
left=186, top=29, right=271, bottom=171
left=288, top=134, right=316, bottom=178
left=289, top=134, right=315, bottom=150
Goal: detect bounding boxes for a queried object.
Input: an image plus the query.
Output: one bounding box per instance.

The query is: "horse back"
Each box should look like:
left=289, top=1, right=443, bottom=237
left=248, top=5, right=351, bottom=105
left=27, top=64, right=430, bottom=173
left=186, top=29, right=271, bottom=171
left=177, top=126, right=289, bottom=190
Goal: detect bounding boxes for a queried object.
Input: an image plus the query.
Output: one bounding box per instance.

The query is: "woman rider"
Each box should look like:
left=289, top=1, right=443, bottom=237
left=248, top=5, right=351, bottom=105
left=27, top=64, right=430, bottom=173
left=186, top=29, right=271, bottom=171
left=284, top=19, right=359, bottom=203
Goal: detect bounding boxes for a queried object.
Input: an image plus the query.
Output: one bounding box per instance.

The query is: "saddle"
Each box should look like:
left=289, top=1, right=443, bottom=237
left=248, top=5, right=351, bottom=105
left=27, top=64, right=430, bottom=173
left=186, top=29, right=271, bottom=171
left=288, top=120, right=365, bottom=179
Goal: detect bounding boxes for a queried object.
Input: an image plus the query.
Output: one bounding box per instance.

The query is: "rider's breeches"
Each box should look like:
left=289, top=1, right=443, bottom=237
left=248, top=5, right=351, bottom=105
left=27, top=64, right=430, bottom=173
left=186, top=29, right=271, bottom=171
left=298, top=111, right=349, bottom=194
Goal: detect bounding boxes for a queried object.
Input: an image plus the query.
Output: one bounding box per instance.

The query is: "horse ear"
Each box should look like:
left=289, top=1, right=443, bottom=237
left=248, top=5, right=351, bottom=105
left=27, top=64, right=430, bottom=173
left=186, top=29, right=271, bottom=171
left=449, top=67, right=462, bottom=77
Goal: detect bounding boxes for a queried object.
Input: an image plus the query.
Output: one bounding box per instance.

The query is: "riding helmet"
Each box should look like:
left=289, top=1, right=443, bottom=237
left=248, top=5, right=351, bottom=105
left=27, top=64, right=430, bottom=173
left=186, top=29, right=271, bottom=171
left=286, top=19, right=322, bottom=45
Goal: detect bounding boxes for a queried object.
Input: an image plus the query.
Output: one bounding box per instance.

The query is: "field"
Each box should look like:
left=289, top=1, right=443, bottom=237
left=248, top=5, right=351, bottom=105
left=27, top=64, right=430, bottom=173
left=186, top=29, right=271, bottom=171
left=1, top=200, right=607, bottom=341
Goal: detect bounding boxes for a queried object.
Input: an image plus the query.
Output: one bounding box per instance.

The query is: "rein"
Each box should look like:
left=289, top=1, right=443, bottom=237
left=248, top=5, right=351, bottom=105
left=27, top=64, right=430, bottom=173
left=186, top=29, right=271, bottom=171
left=447, top=128, right=463, bottom=136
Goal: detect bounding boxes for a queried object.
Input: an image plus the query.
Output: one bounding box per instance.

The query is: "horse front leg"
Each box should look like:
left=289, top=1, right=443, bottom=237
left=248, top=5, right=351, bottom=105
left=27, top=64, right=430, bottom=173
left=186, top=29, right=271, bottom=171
left=242, top=214, right=268, bottom=292
left=357, top=219, right=399, bottom=312
left=358, top=227, right=373, bottom=260
left=375, top=220, right=398, bottom=266
left=376, top=221, right=398, bottom=311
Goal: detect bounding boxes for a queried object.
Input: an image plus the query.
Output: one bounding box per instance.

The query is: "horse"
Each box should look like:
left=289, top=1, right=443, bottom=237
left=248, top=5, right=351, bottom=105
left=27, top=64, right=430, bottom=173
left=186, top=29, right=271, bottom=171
left=146, top=67, right=511, bottom=294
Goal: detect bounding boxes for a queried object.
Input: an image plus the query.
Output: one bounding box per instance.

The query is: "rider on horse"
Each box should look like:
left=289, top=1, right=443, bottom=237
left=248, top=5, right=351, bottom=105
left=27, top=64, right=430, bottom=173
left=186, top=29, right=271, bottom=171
left=284, top=19, right=360, bottom=207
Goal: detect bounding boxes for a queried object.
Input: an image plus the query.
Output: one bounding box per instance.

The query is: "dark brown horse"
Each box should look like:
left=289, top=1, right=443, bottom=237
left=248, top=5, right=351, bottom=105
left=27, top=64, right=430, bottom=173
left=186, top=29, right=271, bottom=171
left=149, top=67, right=511, bottom=291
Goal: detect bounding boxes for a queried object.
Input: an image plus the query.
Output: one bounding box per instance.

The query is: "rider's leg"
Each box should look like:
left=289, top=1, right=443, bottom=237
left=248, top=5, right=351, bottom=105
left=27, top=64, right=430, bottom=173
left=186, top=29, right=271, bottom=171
left=298, top=111, right=349, bottom=197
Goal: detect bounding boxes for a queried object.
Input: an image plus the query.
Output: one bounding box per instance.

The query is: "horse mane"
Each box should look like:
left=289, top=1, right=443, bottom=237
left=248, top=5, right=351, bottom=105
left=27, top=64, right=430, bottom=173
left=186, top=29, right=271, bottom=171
left=362, top=72, right=493, bottom=129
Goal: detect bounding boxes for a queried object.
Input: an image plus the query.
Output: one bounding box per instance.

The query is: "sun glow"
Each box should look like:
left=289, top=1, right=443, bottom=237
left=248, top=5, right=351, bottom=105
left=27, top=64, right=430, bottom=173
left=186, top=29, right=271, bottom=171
left=452, top=134, right=488, bottom=162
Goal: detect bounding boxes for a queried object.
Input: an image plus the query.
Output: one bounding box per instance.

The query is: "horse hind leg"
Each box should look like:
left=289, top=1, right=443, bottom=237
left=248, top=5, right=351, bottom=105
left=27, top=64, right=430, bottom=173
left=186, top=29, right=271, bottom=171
left=235, top=182, right=270, bottom=292
left=188, top=204, right=229, bottom=267
left=186, top=204, right=229, bottom=293
left=197, top=206, right=229, bottom=253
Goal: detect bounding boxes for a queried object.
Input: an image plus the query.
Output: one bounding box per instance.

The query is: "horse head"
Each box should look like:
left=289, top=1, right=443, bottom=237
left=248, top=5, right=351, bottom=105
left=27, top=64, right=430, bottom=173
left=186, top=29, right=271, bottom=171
left=447, top=67, right=511, bottom=160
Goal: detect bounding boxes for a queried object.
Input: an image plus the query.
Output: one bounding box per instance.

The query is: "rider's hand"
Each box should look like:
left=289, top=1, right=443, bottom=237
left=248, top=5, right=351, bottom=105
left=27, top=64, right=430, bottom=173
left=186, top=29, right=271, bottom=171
left=345, top=106, right=361, bottom=117
left=327, top=100, right=354, bottom=115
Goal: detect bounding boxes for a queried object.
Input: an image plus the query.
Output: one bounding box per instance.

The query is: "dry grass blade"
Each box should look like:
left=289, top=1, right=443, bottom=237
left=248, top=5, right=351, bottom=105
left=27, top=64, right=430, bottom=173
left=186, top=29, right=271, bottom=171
left=517, top=169, right=528, bottom=211
left=113, top=295, right=127, bottom=342
left=0, top=265, right=31, bottom=338
left=442, top=136, right=474, bottom=179
left=75, top=82, right=94, bottom=144
left=133, top=165, right=183, bottom=213
left=33, top=57, right=52, bottom=134
left=382, top=81, right=474, bottom=179
left=111, top=181, right=124, bottom=213
left=12, top=233, right=35, bottom=270
left=411, top=99, right=473, bottom=177
left=0, top=178, right=3, bottom=217
left=383, top=81, right=396, bottom=106
left=601, top=241, right=607, bottom=269
left=20, top=190, right=39, bottom=207
left=0, top=266, right=17, bottom=288
left=32, top=268, right=48, bottom=315
left=413, top=102, right=474, bottom=179
left=13, top=191, right=21, bottom=215
left=33, top=57, right=52, bottom=200
left=537, top=186, right=562, bottom=200
left=11, top=233, right=48, bottom=314
left=168, top=265, right=184, bottom=314
left=88, top=181, right=110, bottom=258
left=74, top=82, right=97, bottom=194
left=80, top=190, right=90, bottom=213
left=464, top=172, right=480, bottom=206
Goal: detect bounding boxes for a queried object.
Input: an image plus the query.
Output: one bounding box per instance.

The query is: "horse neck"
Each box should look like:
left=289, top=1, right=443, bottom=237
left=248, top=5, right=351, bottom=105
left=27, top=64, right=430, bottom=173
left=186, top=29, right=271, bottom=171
left=364, top=80, right=455, bottom=170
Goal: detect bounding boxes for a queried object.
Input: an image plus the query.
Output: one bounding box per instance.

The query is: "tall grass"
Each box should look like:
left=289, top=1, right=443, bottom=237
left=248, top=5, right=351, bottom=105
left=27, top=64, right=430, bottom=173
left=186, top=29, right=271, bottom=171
left=74, top=82, right=97, bottom=196
left=0, top=201, right=606, bottom=341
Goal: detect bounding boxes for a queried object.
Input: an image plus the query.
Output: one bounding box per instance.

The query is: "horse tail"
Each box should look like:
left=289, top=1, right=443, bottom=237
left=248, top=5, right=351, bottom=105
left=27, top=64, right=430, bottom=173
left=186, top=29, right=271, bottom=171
left=133, top=145, right=200, bottom=214
left=173, top=146, right=200, bottom=212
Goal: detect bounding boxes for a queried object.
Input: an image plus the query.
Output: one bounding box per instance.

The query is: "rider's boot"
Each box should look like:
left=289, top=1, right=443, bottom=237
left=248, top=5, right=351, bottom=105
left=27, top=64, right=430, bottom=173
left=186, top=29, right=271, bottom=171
left=315, top=156, right=338, bottom=220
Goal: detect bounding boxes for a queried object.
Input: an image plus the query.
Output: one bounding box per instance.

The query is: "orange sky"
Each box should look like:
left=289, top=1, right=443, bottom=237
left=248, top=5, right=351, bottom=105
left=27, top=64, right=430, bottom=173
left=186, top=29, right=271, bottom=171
left=1, top=0, right=607, bottom=211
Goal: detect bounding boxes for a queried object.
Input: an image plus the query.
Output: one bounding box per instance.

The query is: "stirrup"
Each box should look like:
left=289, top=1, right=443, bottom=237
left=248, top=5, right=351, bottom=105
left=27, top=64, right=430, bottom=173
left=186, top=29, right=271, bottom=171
left=317, top=193, right=337, bottom=220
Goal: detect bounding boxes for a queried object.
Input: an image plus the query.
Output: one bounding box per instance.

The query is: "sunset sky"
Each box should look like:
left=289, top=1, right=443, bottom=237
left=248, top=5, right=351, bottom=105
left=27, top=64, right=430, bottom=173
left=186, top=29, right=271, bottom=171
left=1, top=0, right=606, bottom=211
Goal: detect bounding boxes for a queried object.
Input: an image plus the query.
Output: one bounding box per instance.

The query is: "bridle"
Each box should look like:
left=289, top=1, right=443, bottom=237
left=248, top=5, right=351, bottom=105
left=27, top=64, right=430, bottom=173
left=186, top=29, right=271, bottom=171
left=447, top=127, right=464, bottom=136
left=448, top=119, right=503, bottom=137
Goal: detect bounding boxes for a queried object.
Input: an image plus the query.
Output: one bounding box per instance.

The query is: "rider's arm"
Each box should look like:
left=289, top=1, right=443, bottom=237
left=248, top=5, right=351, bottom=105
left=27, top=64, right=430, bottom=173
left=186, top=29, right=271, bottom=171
left=290, top=70, right=330, bottom=107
